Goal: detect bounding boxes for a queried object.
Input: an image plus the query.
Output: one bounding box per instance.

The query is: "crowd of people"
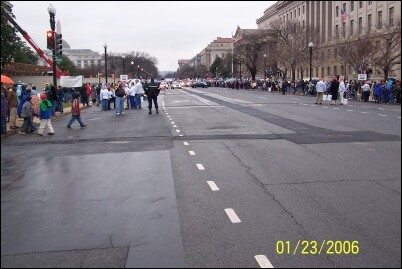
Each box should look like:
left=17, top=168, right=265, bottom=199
left=1, top=76, right=400, bottom=135
left=1, top=78, right=162, bottom=135
left=212, top=76, right=401, bottom=105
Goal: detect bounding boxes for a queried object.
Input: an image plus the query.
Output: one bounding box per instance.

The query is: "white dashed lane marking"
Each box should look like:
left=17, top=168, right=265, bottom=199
left=207, top=181, right=219, bottom=191
left=347, top=110, right=354, bottom=112
left=224, top=208, right=241, bottom=223
left=361, top=112, right=369, bottom=114
left=176, top=129, right=181, bottom=133
left=183, top=142, right=189, bottom=146
left=196, top=164, right=205, bottom=170
left=378, top=114, right=387, bottom=117
left=189, top=151, right=195, bottom=155
left=173, top=125, right=178, bottom=128
left=254, top=255, right=274, bottom=268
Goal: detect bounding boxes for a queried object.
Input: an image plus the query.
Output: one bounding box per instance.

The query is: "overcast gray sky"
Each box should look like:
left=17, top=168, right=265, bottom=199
left=12, top=1, right=275, bottom=72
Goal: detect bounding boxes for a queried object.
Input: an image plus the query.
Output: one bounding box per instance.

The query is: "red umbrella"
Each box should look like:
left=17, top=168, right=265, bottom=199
left=1, top=75, right=14, bottom=84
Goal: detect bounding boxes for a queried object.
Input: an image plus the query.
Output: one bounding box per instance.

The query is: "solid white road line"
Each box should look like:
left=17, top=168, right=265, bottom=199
left=176, top=129, right=181, bottom=133
left=224, top=208, right=241, bottom=223
left=183, top=142, right=189, bottom=146
left=254, top=255, right=274, bottom=268
left=196, top=164, right=205, bottom=170
left=207, top=181, right=219, bottom=191
left=189, top=151, right=195, bottom=155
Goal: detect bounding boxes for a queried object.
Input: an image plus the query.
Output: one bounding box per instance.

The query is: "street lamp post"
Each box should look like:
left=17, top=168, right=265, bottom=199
left=104, top=43, right=108, bottom=84
left=308, top=42, right=313, bottom=81
left=215, top=67, right=218, bottom=79
left=263, top=54, right=267, bottom=79
left=131, top=61, right=134, bottom=78
left=137, top=65, right=140, bottom=79
left=47, top=4, right=57, bottom=88
left=122, top=55, right=125, bottom=75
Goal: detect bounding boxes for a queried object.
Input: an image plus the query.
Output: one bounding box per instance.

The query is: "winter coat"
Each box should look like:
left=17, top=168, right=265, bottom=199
left=71, top=98, right=80, bottom=116
left=1, top=93, right=9, bottom=118
left=39, top=100, right=52, bottom=119
left=330, top=80, right=339, bottom=100
left=7, top=90, right=18, bottom=108
left=21, top=101, right=33, bottom=119
left=145, top=82, right=160, bottom=97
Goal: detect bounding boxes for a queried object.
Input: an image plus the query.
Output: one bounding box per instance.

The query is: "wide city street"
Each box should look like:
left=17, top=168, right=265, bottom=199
left=1, top=87, right=401, bottom=268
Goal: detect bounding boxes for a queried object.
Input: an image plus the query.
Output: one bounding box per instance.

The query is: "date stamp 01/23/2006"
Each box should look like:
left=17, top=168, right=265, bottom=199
left=276, top=240, right=360, bottom=255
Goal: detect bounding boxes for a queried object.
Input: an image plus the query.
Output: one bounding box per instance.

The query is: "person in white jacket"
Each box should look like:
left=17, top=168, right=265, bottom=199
left=129, top=81, right=136, bottom=109
left=338, top=76, right=346, bottom=105
left=315, top=78, right=326, bottom=105
left=134, top=79, right=144, bottom=109
left=100, top=84, right=110, bottom=110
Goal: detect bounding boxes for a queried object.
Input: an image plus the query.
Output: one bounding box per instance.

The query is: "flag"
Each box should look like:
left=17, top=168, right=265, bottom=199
left=340, top=9, right=347, bottom=23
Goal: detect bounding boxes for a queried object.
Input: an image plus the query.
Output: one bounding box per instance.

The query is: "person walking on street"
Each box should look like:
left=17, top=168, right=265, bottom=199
left=145, top=78, right=160, bottom=115
left=37, top=93, right=54, bottom=136
left=19, top=95, right=36, bottom=134
left=67, top=93, right=87, bottom=129
left=315, top=78, right=326, bottom=105
left=48, top=86, right=58, bottom=116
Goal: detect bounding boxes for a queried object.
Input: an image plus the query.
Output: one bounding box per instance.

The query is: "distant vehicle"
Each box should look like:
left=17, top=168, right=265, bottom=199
left=160, top=81, right=169, bottom=90
left=171, top=82, right=181, bottom=89
left=191, top=81, right=208, bottom=88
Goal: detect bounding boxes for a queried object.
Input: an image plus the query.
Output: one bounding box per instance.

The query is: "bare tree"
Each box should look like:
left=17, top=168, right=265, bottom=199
left=270, top=21, right=319, bottom=81
left=234, top=29, right=272, bottom=80
left=371, top=21, right=401, bottom=81
left=330, top=34, right=375, bottom=79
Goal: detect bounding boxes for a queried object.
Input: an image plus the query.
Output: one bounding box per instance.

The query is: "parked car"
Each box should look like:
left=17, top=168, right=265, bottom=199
left=191, top=81, right=208, bottom=88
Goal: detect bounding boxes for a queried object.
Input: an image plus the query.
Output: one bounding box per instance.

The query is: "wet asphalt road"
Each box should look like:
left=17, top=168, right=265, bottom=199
left=1, top=87, right=401, bottom=268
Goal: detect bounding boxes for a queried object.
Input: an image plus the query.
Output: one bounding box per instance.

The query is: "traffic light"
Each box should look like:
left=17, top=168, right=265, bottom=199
left=55, top=33, right=62, bottom=55
left=46, top=30, right=54, bottom=50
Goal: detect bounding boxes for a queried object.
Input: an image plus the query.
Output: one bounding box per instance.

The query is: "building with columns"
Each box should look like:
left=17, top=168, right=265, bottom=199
left=257, top=1, right=401, bottom=80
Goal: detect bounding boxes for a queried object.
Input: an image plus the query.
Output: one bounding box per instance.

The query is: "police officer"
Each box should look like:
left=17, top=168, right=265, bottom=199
left=145, top=78, right=160, bottom=115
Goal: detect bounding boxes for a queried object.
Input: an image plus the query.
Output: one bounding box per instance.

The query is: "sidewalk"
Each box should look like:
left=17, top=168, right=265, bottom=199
left=1, top=103, right=90, bottom=139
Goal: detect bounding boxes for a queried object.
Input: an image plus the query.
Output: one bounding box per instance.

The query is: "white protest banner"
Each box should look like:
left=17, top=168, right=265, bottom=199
left=60, top=76, right=83, bottom=87
left=357, top=74, right=367, bottom=81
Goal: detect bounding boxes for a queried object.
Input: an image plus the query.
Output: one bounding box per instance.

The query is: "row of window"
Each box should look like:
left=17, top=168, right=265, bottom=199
left=335, top=7, right=394, bottom=38
left=76, top=59, right=102, bottom=67
left=335, top=1, right=373, bottom=17
left=336, top=1, right=373, bottom=15
left=280, top=4, right=305, bottom=23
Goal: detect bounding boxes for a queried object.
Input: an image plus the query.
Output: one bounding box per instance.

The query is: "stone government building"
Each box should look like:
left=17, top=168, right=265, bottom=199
left=256, top=1, right=401, bottom=81
left=181, top=1, right=400, bottom=81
